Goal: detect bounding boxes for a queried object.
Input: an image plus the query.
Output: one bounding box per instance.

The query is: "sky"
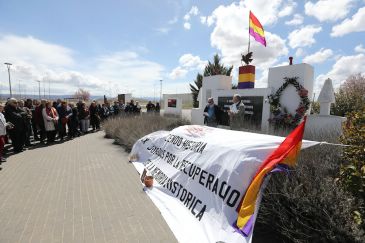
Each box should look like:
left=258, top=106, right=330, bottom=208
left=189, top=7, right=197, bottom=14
left=0, top=0, right=364, bottom=99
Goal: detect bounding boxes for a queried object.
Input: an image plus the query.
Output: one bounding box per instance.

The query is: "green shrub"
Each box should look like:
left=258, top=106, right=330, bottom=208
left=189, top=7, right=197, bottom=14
left=339, top=109, right=365, bottom=230
left=331, top=74, right=365, bottom=116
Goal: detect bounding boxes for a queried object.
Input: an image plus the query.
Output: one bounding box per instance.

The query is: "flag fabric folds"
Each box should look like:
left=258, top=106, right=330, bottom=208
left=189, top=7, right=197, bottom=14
left=249, top=11, right=266, bottom=47
left=236, top=117, right=307, bottom=233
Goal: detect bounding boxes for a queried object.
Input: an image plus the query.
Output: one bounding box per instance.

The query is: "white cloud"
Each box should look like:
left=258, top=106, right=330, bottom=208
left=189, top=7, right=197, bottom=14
left=169, top=67, right=188, bottom=80
left=168, top=16, right=178, bottom=25
left=183, top=6, right=199, bottom=22
left=285, top=14, right=304, bottom=26
left=0, top=34, right=166, bottom=97
left=0, top=35, right=74, bottom=67
left=169, top=54, right=207, bottom=80
left=315, top=53, right=365, bottom=92
left=288, top=25, right=322, bottom=49
left=203, top=0, right=289, bottom=28
left=183, top=22, right=191, bottom=30
left=200, top=16, right=207, bottom=24
left=303, top=48, right=333, bottom=64
left=295, top=48, right=305, bottom=57
left=155, top=27, right=170, bottom=34
left=305, top=0, right=355, bottom=22
left=205, top=1, right=289, bottom=87
left=278, top=1, right=297, bottom=17
left=331, top=7, right=365, bottom=37
left=355, top=44, right=365, bottom=53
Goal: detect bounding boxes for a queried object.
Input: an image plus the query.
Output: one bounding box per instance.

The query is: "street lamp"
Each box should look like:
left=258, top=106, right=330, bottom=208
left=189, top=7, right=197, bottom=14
left=160, top=79, right=163, bottom=104
left=4, top=62, right=12, bottom=97
left=35, top=80, right=41, bottom=99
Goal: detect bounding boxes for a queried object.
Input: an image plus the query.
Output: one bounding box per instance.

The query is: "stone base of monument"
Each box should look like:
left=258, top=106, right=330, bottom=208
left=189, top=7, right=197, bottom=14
left=305, top=115, right=346, bottom=140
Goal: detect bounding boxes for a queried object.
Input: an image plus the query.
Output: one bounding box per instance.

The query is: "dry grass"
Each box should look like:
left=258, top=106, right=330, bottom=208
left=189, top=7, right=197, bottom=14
left=254, top=144, right=364, bottom=243
left=103, top=114, right=190, bottom=151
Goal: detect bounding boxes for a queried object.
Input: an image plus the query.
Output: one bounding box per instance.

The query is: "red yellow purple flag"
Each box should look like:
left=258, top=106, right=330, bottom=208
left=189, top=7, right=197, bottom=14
left=249, top=11, right=266, bottom=47
left=236, top=117, right=307, bottom=232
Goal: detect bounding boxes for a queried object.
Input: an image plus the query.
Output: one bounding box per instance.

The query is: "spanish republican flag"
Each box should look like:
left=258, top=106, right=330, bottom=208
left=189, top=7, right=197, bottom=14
left=236, top=117, right=307, bottom=231
left=249, top=11, right=266, bottom=47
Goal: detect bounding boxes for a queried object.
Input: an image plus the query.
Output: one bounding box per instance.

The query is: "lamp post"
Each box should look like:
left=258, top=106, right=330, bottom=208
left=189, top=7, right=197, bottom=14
left=4, top=62, right=12, bottom=97
left=36, top=80, right=41, bottom=99
left=160, top=79, right=163, bottom=104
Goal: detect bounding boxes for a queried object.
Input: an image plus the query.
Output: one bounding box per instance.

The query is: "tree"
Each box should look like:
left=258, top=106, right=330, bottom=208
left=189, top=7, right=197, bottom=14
left=331, top=74, right=365, bottom=116
left=74, top=88, right=90, bottom=101
left=203, top=54, right=233, bottom=77
left=190, top=54, right=233, bottom=107
left=190, top=74, right=203, bottom=108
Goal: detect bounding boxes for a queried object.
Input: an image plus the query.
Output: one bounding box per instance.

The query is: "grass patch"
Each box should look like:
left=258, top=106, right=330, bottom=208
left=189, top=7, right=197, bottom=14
left=103, top=114, right=190, bottom=151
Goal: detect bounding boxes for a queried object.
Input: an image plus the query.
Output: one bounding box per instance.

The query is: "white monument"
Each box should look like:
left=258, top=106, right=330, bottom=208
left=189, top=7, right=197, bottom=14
left=306, top=78, right=346, bottom=139
left=191, top=61, right=315, bottom=132
left=163, top=95, right=182, bottom=117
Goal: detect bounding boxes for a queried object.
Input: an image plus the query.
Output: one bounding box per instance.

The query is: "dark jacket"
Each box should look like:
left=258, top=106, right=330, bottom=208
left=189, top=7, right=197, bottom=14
left=203, top=104, right=222, bottom=125
left=5, top=105, right=25, bottom=131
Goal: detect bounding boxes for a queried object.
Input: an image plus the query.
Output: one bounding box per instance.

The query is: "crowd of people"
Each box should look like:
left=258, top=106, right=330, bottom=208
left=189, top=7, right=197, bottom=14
left=0, top=98, right=161, bottom=165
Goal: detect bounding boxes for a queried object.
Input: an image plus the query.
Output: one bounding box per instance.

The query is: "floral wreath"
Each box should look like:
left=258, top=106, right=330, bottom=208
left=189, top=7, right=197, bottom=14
left=268, top=77, right=310, bottom=128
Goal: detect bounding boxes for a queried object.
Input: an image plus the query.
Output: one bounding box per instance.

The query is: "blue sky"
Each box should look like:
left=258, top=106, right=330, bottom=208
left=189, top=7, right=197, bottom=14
left=0, top=0, right=364, bottom=98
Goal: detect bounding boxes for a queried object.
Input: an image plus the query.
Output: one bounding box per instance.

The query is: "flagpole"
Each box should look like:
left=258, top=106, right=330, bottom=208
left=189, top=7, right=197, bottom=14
left=248, top=11, right=251, bottom=54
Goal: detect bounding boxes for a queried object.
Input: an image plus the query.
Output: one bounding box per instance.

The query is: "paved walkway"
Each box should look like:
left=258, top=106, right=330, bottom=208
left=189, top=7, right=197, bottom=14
left=0, top=132, right=177, bottom=243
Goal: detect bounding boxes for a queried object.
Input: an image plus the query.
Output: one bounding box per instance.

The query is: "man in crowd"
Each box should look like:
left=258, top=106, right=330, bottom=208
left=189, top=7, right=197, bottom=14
left=203, top=98, right=222, bottom=127
left=57, top=101, right=72, bottom=141
left=125, top=100, right=137, bottom=114
left=112, top=101, right=120, bottom=116
left=89, top=101, right=101, bottom=131
left=35, top=99, right=47, bottom=144
left=5, top=98, right=26, bottom=153
left=228, top=94, right=245, bottom=130
left=146, top=101, right=155, bottom=113
left=18, top=100, right=32, bottom=146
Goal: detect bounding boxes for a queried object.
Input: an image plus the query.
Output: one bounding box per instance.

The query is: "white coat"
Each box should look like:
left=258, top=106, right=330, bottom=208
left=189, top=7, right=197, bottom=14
left=42, top=107, right=59, bottom=131
left=0, top=113, right=7, bottom=136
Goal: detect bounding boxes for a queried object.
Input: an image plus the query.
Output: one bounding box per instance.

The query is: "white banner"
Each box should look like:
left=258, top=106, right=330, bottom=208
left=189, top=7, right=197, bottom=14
left=130, top=125, right=319, bottom=243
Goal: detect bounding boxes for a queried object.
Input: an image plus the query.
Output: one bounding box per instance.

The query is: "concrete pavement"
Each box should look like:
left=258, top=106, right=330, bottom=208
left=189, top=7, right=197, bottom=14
left=0, top=132, right=177, bottom=243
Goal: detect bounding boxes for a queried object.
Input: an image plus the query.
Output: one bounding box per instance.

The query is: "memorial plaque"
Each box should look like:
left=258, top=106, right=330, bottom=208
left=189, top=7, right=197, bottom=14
left=168, top=98, right=177, bottom=108
left=217, top=96, right=263, bottom=129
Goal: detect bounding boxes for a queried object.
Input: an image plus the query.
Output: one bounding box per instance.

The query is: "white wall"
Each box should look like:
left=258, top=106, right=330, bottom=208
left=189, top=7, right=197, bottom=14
left=268, top=63, right=314, bottom=115
left=164, top=95, right=182, bottom=117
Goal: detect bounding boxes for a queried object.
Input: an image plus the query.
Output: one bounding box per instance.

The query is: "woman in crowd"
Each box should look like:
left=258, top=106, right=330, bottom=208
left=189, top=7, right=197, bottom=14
left=42, top=101, right=59, bottom=144
left=79, top=102, right=90, bottom=134
left=0, top=103, right=12, bottom=162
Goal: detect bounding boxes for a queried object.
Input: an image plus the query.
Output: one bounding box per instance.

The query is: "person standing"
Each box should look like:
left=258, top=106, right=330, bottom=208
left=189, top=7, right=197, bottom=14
left=203, top=98, right=222, bottom=127
left=155, top=102, right=161, bottom=115
left=79, top=102, right=90, bottom=134
left=135, top=101, right=141, bottom=114
left=112, top=101, right=120, bottom=116
left=146, top=101, right=155, bottom=113
left=57, top=101, right=72, bottom=141
left=5, top=98, right=26, bottom=153
left=0, top=103, right=12, bottom=162
left=89, top=101, right=101, bottom=131
left=42, top=101, right=59, bottom=144
left=18, top=100, right=33, bottom=146
left=228, top=94, right=245, bottom=130
left=68, top=103, right=80, bottom=138
left=35, top=99, right=47, bottom=144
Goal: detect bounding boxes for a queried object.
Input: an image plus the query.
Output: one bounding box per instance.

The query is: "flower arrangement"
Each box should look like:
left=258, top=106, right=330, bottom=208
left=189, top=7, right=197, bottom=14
left=268, top=77, right=310, bottom=129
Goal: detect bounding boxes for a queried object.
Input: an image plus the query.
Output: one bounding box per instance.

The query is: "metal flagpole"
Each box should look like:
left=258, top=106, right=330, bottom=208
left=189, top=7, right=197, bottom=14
left=248, top=11, right=251, bottom=54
